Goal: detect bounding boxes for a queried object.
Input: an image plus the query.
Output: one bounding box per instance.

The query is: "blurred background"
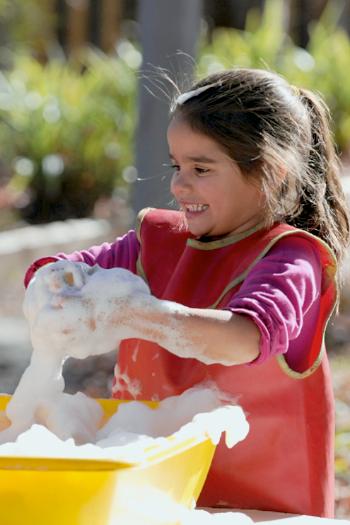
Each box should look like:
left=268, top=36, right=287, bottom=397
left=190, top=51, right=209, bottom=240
left=0, top=0, right=349, bottom=517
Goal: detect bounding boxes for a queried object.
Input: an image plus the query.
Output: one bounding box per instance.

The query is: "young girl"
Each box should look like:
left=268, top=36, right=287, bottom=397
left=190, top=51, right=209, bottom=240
left=24, top=68, right=349, bottom=518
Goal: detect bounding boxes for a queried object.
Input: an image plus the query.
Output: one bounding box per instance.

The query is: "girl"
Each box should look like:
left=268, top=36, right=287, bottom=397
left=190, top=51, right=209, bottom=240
left=25, top=68, right=349, bottom=517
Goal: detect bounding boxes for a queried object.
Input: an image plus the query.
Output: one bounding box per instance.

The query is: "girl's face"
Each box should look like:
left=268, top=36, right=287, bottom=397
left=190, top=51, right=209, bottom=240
left=168, top=118, right=265, bottom=238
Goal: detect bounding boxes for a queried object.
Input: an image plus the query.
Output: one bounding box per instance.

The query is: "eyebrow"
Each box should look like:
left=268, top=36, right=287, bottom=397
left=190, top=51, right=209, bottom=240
left=169, top=153, right=218, bottom=164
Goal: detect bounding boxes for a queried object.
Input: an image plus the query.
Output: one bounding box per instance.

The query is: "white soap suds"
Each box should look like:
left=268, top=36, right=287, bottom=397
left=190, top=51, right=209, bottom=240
left=1, top=261, right=152, bottom=443
left=114, top=485, right=254, bottom=525
left=131, top=343, right=140, bottom=362
left=97, top=385, right=248, bottom=447
left=112, top=363, right=143, bottom=398
left=0, top=386, right=249, bottom=465
left=140, top=298, right=235, bottom=366
left=0, top=260, right=251, bottom=524
left=23, top=260, right=152, bottom=360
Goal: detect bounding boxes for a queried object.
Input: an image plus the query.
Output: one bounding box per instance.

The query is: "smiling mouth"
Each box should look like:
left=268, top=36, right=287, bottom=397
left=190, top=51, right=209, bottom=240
left=182, top=203, right=209, bottom=213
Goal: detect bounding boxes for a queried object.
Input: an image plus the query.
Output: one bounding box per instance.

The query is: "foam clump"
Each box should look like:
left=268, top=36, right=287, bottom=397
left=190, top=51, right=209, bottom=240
left=0, top=386, right=249, bottom=464
left=181, top=509, right=253, bottom=524
left=116, top=485, right=254, bottom=524
left=0, top=423, right=154, bottom=462
left=22, top=260, right=151, bottom=360
left=0, top=261, right=151, bottom=444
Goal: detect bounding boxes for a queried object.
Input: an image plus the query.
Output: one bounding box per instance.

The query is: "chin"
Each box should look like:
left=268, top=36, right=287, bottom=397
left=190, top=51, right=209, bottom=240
left=188, top=226, right=207, bottom=237
left=187, top=221, right=211, bottom=237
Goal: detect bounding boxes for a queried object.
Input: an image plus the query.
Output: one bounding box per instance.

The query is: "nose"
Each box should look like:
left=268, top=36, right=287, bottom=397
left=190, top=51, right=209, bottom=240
left=170, top=169, right=192, bottom=197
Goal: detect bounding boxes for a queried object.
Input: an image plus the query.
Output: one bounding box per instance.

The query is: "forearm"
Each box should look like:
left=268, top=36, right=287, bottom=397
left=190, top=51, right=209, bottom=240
left=126, top=296, right=261, bottom=366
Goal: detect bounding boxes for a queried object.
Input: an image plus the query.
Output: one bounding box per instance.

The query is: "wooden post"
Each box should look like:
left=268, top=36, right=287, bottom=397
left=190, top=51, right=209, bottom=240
left=100, top=0, right=122, bottom=54
left=133, top=0, right=202, bottom=212
left=340, top=1, right=350, bottom=36
left=289, top=0, right=328, bottom=48
left=66, top=0, right=89, bottom=56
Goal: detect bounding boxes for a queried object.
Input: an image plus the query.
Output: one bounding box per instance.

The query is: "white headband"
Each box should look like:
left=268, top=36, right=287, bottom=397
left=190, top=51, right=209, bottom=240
left=176, top=83, right=216, bottom=105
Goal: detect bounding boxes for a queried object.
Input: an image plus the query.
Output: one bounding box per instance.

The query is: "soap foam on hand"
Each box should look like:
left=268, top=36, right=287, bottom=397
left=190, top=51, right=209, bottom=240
left=1, top=261, right=151, bottom=444
left=23, top=260, right=151, bottom=360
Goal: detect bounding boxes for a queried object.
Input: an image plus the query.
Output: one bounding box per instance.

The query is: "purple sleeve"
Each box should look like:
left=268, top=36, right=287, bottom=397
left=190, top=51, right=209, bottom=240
left=54, top=230, right=140, bottom=273
left=24, top=230, right=140, bottom=287
left=225, top=236, right=322, bottom=368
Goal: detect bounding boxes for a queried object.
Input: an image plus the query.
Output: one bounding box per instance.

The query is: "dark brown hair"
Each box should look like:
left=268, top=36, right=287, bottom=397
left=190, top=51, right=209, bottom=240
left=170, top=68, right=350, bottom=272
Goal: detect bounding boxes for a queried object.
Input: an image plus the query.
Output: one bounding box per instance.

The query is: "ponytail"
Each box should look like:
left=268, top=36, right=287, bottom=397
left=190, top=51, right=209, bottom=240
left=288, top=88, right=350, bottom=267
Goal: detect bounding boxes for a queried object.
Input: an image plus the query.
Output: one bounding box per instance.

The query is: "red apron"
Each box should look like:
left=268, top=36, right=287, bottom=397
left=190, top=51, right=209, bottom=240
left=115, top=208, right=337, bottom=517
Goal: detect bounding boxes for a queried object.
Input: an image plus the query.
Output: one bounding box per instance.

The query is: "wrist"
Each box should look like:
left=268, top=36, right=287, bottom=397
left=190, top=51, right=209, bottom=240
left=127, top=295, right=188, bottom=345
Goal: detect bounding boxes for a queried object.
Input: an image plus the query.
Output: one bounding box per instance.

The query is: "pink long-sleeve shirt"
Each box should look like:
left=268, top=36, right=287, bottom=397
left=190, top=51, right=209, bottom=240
left=25, top=230, right=322, bottom=373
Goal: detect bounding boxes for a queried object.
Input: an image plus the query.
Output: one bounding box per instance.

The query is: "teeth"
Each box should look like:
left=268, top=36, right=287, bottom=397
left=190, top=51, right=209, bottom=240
left=185, top=204, right=208, bottom=212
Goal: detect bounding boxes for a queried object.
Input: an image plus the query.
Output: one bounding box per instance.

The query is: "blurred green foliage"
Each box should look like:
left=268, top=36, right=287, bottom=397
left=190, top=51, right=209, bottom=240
left=0, top=50, right=137, bottom=222
left=0, top=0, right=56, bottom=62
left=198, top=0, right=350, bottom=152
left=1, top=0, right=350, bottom=224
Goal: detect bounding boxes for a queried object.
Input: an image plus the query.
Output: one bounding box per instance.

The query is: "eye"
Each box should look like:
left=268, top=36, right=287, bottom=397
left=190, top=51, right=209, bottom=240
left=170, top=164, right=180, bottom=172
left=194, top=166, right=210, bottom=175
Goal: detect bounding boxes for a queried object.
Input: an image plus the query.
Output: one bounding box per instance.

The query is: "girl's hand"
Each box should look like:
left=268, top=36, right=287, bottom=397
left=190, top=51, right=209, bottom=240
left=23, top=261, right=151, bottom=359
left=23, top=260, right=91, bottom=325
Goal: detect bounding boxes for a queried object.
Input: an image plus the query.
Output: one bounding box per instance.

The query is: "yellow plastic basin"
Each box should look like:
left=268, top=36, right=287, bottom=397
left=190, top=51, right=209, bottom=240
left=0, top=395, right=216, bottom=525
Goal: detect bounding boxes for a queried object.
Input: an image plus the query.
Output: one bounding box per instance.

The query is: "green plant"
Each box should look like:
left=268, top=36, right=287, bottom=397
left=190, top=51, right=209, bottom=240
left=198, top=0, right=350, bottom=153
left=0, top=0, right=56, bottom=63
left=0, top=49, right=137, bottom=222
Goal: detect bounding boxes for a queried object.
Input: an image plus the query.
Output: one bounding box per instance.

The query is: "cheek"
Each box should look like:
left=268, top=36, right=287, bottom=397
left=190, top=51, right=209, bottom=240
left=236, top=177, right=261, bottom=202
left=170, top=173, right=182, bottom=197
left=247, top=183, right=264, bottom=207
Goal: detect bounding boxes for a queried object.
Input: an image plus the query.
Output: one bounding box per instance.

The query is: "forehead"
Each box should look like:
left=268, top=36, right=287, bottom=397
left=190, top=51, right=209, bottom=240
left=167, top=117, right=229, bottom=160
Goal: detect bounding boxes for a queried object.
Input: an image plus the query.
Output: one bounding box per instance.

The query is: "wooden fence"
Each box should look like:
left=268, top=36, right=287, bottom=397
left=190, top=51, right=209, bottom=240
left=57, top=0, right=124, bottom=55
